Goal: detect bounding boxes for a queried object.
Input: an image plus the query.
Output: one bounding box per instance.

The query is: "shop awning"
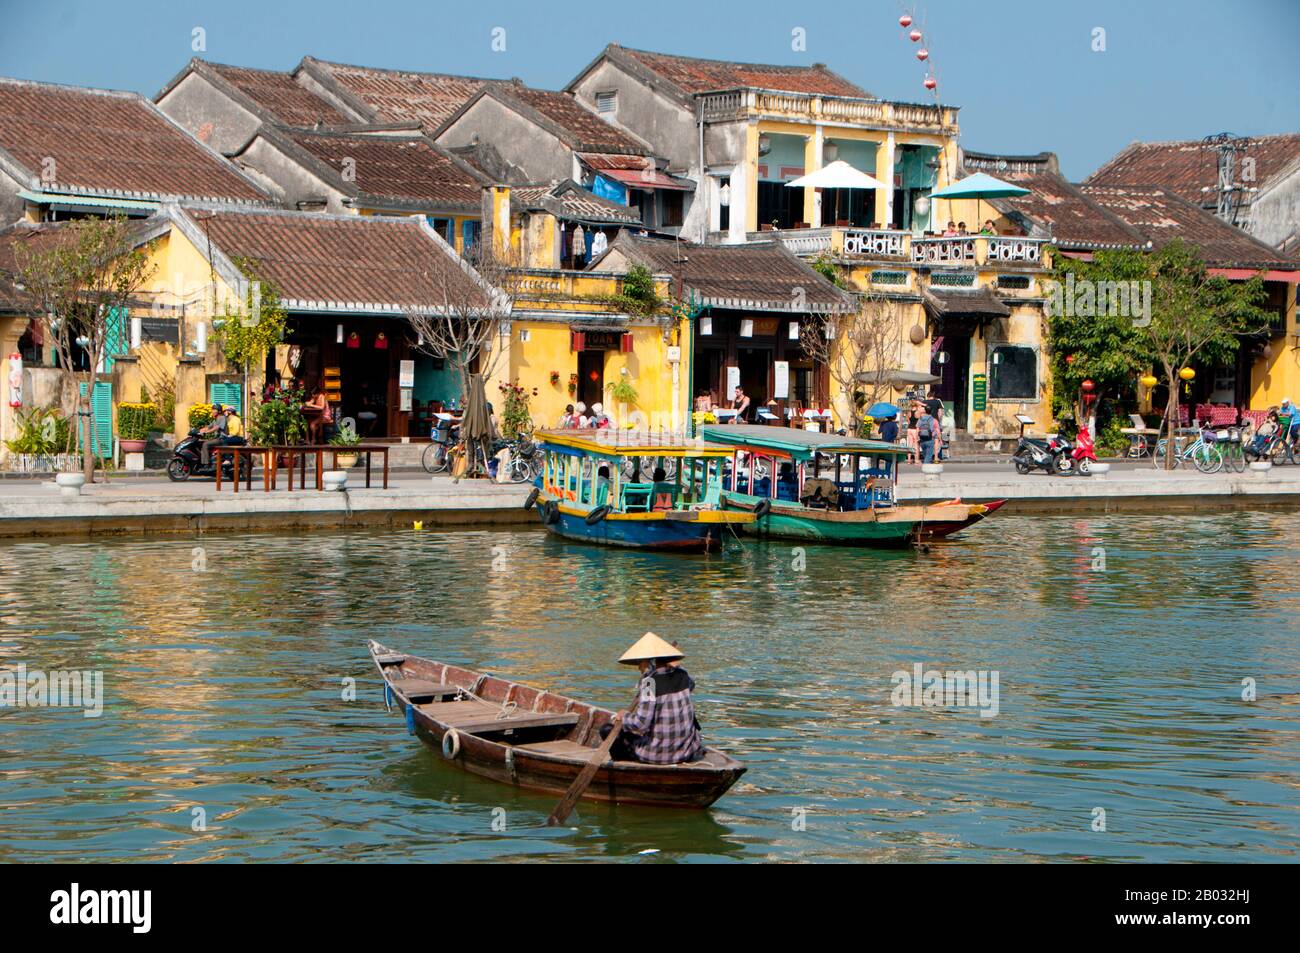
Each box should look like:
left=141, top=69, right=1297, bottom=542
left=922, top=287, right=1010, bottom=319
left=598, top=168, right=695, bottom=191
left=854, top=368, right=941, bottom=387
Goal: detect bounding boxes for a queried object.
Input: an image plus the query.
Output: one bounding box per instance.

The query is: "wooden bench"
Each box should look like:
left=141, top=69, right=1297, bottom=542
left=418, top=700, right=579, bottom=737
left=388, top=678, right=465, bottom=702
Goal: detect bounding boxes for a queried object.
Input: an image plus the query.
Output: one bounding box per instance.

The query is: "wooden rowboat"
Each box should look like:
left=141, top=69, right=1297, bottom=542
left=368, top=641, right=746, bottom=810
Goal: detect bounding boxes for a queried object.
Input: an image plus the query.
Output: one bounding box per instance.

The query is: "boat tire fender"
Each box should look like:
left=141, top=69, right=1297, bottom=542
left=442, top=728, right=461, bottom=760
left=753, top=499, right=772, bottom=518
left=524, top=487, right=540, bottom=510
left=542, top=500, right=561, bottom=525
left=585, top=505, right=611, bottom=525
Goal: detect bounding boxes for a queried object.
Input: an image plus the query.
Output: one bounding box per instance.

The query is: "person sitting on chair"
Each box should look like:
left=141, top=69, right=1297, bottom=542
left=599, top=632, right=703, bottom=765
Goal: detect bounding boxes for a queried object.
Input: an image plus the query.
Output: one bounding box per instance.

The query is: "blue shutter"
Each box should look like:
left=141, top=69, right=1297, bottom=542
left=209, top=382, right=242, bottom=416
left=78, top=381, right=113, bottom=459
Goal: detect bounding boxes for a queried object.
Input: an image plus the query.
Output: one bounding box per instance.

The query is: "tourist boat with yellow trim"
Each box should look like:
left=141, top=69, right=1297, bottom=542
left=700, top=424, right=1004, bottom=545
left=526, top=430, right=755, bottom=552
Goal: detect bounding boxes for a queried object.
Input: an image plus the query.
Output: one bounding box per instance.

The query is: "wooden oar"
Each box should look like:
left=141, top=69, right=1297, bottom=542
left=546, top=714, right=624, bottom=826
left=548, top=648, right=676, bottom=826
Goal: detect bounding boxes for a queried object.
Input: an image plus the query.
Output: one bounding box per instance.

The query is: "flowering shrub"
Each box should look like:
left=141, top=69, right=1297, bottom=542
left=116, top=402, right=156, bottom=441
left=188, top=403, right=215, bottom=429
left=497, top=381, right=536, bottom=439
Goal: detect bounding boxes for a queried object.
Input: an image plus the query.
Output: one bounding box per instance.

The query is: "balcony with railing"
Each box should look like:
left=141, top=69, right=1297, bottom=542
left=747, top=228, right=1049, bottom=271
left=697, top=88, right=957, bottom=132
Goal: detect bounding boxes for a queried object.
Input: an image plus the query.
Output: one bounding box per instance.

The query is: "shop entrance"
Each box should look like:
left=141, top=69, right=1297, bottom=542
left=930, top=333, right=970, bottom=429
left=737, top=346, right=772, bottom=408
left=694, top=347, right=725, bottom=406
left=577, top=350, right=604, bottom=409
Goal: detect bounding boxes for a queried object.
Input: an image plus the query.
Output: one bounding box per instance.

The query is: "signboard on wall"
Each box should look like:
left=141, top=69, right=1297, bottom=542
left=399, top=359, right=415, bottom=388
left=773, top=361, right=790, bottom=399
left=972, top=373, right=988, bottom=412
left=726, top=365, right=740, bottom=401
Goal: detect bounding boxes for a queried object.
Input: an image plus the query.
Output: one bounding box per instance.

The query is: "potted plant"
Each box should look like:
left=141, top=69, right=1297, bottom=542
left=329, top=428, right=361, bottom=468
left=117, top=402, right=155, bottom=453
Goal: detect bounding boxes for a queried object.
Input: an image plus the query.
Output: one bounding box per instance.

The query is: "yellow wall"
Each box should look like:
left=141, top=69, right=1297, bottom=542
left=486, top=272, right=689, bottom=431
left=1250, top=284, right=1300, bottom=408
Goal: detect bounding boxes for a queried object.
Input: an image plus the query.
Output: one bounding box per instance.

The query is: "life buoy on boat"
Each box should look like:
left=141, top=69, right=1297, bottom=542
left=753, top=499, right=772, bottom=518
left=585, top=504, right=611, bottom=525
left=442, top=728, right=461, bottom=760
left=523, top=487, right=540, bottom=510
left=542, top=500, right=561, bottom=525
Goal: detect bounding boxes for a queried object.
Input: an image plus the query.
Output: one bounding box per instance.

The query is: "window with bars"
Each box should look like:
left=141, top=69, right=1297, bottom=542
left=930, top=272, right=976, bottom=287
left=997, top=275, right=1031, bottom=290
left=871, top=271, right=908, bottom=285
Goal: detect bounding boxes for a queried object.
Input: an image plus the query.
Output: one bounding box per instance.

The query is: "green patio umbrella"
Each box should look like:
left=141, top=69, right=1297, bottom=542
left=929, top=172, right=1030, bottom=231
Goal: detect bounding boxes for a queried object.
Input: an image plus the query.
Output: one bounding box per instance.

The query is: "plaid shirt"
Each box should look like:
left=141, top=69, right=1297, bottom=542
left=621, top=664, right=703, bottom=764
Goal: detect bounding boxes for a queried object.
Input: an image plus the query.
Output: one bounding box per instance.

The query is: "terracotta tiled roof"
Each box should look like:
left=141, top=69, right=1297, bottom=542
left=511, top=181, right=642, bottom=225
left=303, top=58, right=498, bottom=129
left=181, top=207, right=493, bottom=311
left=1085, top=134, right=1300, bottom=204
left=963, top=151, right=1147, bottom=249
left=611, top=45, right=870, bottom=98
left=205, top=62, right=353, bottom=127
left=0, top=219, right=164, bottom=313
left=603, top=233, right=855, bottom=312
left=1079, top=184, right=1297, bottom=269
left=491, top=84, right=647, bottom=155
left=276, top=129, right=486, bottom=211
left=0, top=77, right=269, bottom=204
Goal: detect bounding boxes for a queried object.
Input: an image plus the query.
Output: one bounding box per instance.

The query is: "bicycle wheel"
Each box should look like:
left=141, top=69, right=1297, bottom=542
left=422, top=442, right=447, bottom=474
left=1151, top=439, right=1181, bottom=470
left=1193, top=443, right=1222, bottom=474
left=1225, top=438, right=1247, bottom=473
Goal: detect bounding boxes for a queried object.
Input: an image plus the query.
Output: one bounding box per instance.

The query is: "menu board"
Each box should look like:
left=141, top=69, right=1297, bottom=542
left=972, top=373, right=988, bottom=412
left=726, top=365, right=740, bottom=401
left=773, top=361, right=790, bottom=399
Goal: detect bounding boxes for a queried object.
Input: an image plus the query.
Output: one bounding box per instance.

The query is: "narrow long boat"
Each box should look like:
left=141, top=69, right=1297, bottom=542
left=700, top=424, right=1004, bottom=544
left=528, top=430, right=753, bottom=552
left=368, top=641, right=746, bottom=809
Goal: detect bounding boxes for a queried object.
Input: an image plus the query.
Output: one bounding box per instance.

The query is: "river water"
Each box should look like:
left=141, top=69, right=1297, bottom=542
left=2, top=514, right=1298, bottom=862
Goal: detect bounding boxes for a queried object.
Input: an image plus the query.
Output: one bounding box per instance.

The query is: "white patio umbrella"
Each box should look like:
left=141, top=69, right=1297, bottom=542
left=785, top=161, right=886, bottom=226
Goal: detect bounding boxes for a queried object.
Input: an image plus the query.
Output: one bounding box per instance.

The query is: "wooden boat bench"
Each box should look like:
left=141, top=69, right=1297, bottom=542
left=388, top=678, right=466, bottom=702
left=418, top=699, right=581, bottom=738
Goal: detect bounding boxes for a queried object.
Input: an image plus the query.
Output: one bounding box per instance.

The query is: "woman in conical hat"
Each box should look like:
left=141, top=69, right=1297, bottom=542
left=603, top=633, right=702, bottom=765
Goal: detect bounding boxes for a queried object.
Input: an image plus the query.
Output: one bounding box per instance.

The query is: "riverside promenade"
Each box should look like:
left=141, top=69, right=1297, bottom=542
left=1, top=461, right=1298, bottom=537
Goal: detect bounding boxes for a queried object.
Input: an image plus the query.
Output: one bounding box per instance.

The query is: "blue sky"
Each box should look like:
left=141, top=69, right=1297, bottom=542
left=3, top=0, right=1297, bottom=180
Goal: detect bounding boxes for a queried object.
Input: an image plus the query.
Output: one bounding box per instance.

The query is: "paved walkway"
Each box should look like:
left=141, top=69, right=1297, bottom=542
left=2, top=461, right=1298, bottom=537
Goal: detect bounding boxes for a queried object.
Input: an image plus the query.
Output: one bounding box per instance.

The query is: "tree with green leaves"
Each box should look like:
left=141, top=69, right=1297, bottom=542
left=16, top=216, right=156, bottom=481
left=211, top=257, right=288, bottom=417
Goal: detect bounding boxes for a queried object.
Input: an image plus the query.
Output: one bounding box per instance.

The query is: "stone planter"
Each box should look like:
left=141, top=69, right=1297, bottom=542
left=1248, top=461, right=1273, bottom=477
left=333, top=452, right=359, bottom=469
left=119, top=439, right=147, bottom=453
left=321, top=470, right=348, bottom=491
left=1087, top=462, right=1111, bottom=477
left=123, top=452, right=146, bottom=471
left=920, top=463, right=943, bottom=481
left=55, top=472, right=86, bottom=498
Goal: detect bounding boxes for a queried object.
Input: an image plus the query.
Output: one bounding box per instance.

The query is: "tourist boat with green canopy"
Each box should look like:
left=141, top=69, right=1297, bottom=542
left=526, top=430, right=754, bottom=552
left=700, top=424, right=1004, bottom=545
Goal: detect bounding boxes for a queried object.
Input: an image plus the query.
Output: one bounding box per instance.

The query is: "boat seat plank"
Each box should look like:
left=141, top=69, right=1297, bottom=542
left=389, top=678, right=462, bottom=701
left=374, top=653, right=408, bottom=666
left=418, top=701, right=581, bottom=736
left=516, top=740, right=595, bottom=758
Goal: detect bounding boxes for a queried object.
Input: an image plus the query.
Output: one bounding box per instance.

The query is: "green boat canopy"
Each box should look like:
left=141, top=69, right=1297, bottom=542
left=701, top=424, right=908, bottom=461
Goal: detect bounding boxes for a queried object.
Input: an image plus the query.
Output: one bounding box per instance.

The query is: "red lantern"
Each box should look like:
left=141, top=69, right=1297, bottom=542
left=1081, top=379, right=1095, bottom=393
left=346, top=331, right=360, bottom=349
left=909, top=29, right=922, bottom=41
left=1065, top=354, right=1075, bottom=364
left=374, top=331, right=388, bottom=349
left=917, top=48, right=929, bottom=61
left=899, top=14, right=912, bottom=27
left=924, top=77, right=937, bottom=90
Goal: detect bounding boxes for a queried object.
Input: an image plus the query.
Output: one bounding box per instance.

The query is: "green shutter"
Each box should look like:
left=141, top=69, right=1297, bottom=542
left=209, top=382, right=242, bottom=415
left=78, top=381, right=113, bottom=459
left=103, top=307, right=127, bottom=372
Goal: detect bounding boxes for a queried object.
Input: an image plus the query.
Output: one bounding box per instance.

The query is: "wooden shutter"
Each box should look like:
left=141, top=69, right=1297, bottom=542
left=79, top=381, right=113, bottom=458
left=209, top=382, right=242, bottom=415
left=570, top=331, right=585, bottom=352
left=620, top=332, right=633, bottom=353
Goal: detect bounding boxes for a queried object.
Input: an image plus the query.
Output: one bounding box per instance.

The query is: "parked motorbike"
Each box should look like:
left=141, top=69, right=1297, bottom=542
left=167, top=428, right=249, bottom=482
left=1011, top=414, right=1073, bottom=475
left=1071, top=425, right=1099, bottom=476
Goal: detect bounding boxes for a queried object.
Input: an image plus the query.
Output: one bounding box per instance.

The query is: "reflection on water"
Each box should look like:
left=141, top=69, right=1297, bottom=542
left=1, top=514, right=1298, bottom=862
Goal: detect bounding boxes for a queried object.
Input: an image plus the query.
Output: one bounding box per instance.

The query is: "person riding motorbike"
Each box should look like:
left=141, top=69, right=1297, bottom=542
left=198, top=404, right=228, bottom=466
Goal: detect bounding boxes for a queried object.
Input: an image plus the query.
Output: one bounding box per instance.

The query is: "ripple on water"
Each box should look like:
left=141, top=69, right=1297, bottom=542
left=0, top=515, right=1298, bottom=862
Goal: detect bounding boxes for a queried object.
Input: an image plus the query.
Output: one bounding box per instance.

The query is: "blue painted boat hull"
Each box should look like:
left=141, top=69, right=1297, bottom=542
left=538, top=507, right=726, bottom=552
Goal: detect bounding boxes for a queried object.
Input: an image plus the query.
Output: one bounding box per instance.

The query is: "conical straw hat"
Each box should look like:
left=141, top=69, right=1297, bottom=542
left=618, top=632, right=684, bottom=665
